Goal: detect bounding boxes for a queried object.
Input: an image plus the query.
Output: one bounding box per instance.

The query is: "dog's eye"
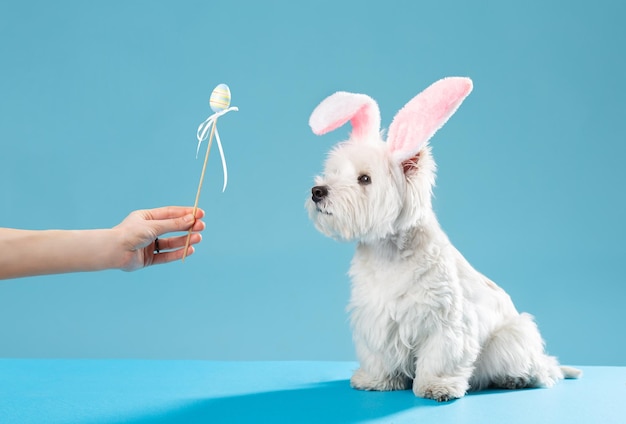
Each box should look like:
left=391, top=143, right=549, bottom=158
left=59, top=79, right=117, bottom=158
left=358, top=174, right=371, bottom=185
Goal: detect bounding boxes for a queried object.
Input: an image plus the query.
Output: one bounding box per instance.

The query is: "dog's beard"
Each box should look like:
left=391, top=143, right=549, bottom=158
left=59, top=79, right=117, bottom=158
left=307, top=197, right=355, bottom=241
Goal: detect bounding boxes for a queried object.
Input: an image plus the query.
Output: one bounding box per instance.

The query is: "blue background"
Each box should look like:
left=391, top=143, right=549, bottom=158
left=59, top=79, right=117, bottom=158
left=0, top=0, right=624, bottom=366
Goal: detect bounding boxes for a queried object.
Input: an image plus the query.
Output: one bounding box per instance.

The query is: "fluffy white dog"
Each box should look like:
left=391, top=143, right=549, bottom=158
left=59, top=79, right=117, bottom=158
left=306, top=77, right=580, bottom=402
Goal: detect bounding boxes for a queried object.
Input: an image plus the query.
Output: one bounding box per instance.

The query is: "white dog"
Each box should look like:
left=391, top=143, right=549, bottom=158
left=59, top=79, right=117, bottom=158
left=306, top=77, right=580, bottom=402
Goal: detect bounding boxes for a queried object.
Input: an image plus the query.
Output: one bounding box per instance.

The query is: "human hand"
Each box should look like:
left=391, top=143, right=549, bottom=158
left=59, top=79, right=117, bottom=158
left=113, top=206, right=206, bottom=271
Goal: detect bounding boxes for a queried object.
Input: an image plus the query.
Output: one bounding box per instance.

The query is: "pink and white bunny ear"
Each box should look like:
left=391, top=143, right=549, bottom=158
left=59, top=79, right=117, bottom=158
left=309, top=92, right=381, bottom=140
left=387, top=77, right=473, bottom=162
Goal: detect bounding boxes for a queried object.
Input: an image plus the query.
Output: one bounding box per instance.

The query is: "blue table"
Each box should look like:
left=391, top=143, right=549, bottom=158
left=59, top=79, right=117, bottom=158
left=0, top=360, right=623, bottom=423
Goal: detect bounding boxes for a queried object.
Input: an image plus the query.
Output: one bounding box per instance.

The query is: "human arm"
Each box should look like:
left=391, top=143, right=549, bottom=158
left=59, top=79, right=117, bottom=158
left=0, top=206, right=206, bottom=279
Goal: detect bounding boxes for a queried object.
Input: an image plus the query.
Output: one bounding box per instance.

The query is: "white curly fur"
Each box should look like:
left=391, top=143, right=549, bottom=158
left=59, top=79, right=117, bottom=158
left=306, top=78, right=580, bottom=402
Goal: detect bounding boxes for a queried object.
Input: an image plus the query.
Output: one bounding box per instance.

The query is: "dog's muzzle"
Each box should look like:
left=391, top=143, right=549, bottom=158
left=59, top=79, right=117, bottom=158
left=311, top=185, right=329, bottom=203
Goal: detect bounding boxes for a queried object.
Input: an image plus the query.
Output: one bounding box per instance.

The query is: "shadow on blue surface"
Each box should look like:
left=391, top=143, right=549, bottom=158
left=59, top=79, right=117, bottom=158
left=127, top=379, right=442, bottom=424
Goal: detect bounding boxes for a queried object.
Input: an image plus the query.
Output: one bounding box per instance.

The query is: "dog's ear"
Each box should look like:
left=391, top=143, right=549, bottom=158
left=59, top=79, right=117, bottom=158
left=309, top=92, right=381, bottom=140
left=387, top=77, right=473, bottom=163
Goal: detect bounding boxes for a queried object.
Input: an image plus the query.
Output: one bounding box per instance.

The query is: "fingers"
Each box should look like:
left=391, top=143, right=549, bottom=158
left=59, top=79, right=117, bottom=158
left=146, top=206, right=206, bottom=221
left=151, top=210, right=207, bottom=236
left=150, top=233, right=201, bottom=266
left=152, top=245, right=195, bottom=265
left=155, top=233, right=202, bottom=252
left=151, top=233, right=202, bottom=265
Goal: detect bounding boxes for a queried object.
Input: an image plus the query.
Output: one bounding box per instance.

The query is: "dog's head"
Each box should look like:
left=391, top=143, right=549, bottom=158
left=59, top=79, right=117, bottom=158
left=306, top=77, right=473, bottom=243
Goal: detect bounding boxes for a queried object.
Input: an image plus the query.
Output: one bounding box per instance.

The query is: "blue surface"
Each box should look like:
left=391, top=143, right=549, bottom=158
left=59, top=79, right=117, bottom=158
left=1, top=0, right=625, bottom=365
left=0, top=360, right=623, bottom=424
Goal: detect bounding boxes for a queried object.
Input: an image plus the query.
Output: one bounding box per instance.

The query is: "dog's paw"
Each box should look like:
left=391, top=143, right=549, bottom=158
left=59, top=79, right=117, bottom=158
left=350, top=368, right=411, bottom=391
left=413, top=376, right=468, bottom=402
left=492, top=375, right=533, bottom=390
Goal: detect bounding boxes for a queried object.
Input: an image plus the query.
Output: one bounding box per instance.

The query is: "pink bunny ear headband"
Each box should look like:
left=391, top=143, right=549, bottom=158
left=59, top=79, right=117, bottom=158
left=309, top=77, right=473, bottom=161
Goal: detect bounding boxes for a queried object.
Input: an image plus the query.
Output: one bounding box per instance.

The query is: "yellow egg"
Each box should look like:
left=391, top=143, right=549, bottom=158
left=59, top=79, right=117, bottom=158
left=209, top=83, right=231, bottom=112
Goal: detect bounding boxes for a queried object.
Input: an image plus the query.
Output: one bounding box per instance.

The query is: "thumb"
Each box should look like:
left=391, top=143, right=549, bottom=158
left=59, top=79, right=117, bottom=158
left=154, top=213, right=196, bottom=235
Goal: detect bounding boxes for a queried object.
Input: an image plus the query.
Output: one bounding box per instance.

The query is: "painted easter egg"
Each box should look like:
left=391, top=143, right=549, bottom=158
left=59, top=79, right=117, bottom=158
left=209, top=83, right=231, bottom=112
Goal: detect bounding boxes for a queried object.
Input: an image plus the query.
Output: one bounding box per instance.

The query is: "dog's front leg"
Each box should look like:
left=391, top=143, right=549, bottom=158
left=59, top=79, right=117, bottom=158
left=350, top=340, right=412, bottom=391
left=412, top=332, right=475, bottom=402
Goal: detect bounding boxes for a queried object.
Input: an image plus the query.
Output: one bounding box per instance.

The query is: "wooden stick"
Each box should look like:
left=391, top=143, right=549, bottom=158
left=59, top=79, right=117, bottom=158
left=183, top=118, right=218, bottom=262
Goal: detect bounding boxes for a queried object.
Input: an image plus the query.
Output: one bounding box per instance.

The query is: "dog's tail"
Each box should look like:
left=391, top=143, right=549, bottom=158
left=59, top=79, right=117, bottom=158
left=561, top=365, right=583, bottom=379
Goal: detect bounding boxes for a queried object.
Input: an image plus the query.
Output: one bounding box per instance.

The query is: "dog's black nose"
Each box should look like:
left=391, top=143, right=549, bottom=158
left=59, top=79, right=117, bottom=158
left=311, top=185, right=329, bottom=203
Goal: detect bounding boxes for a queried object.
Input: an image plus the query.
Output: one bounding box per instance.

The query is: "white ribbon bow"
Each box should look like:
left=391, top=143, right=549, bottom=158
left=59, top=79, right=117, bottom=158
left=196, top=106, right=239, bottom=192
